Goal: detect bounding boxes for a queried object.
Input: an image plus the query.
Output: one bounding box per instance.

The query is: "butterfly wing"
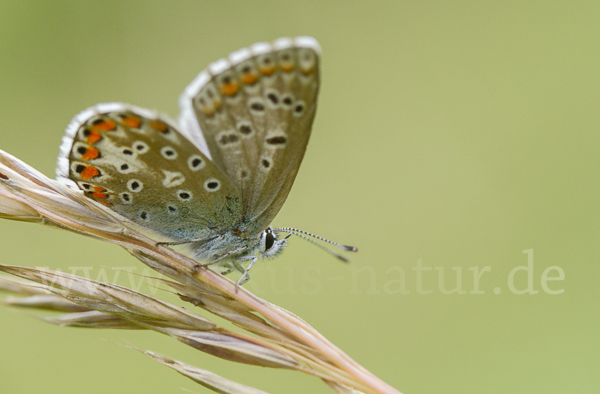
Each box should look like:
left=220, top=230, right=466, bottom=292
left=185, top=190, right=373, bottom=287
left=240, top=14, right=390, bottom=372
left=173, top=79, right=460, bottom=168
left=179, top=37, right=320, bottom=233
left=56, top=103, right=242, bottom=241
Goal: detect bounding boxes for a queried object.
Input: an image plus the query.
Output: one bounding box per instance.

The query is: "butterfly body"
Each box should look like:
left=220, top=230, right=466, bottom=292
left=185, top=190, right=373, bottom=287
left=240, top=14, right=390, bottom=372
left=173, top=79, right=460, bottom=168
left=56, top=37, right=349, bottom=285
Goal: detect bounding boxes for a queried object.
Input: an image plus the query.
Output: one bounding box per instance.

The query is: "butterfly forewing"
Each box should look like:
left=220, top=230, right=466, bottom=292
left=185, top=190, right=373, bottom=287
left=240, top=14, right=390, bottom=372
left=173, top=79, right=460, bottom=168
left=180, top=37, right=320, bottom=232
left=57, top=104, right=242, bottom=241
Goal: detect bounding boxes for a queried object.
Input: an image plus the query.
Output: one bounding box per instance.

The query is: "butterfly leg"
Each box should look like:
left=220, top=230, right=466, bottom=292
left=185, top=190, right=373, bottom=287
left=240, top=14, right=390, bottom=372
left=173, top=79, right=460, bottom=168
left=234, top=256, right=258, bottom=291
left=192, top=259, right=236, bottom=275
left=200, top=245, right=249, bottom=268
left=220, top=263, right=235, bottom=276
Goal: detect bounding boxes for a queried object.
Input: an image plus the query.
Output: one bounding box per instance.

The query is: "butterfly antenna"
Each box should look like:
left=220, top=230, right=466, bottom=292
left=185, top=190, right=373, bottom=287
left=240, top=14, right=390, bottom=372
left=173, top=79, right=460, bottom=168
left=273, top=227, right=358, bottom=252
left=272, top=227, right=358, bottom=262
left=282, top=231, right=350, bottom=262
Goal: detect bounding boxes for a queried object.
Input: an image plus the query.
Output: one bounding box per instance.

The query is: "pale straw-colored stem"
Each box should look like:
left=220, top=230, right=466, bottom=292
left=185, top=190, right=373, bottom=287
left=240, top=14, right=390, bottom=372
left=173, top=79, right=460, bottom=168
left=0, top=149, right=401, bottom=394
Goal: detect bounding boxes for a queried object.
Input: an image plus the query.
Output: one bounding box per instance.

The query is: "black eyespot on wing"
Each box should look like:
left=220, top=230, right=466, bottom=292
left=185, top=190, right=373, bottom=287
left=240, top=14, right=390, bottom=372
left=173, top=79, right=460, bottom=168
left=134, top=142, right=147, bottom=151
left=178, top=191, right=192, bottom=200
left=218, top=133, right=239, bottom=145
left=239, top=124, right=252, bottom=135
left=203, top=178, right=221, bottom=192
left=266, top=136, right=287, bottom=145
left=120, top=164, right=129, bottom=171
left=75, top=164, right=86, bottom=173
left=250, top=102, right=265, bottom=111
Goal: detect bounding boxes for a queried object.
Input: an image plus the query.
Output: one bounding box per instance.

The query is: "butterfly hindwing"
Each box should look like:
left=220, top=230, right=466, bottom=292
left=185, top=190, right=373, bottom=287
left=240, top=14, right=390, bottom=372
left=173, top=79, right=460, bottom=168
left=179, top=37, right=320, bottom=232
left=56, top=103, right=242, bottom=241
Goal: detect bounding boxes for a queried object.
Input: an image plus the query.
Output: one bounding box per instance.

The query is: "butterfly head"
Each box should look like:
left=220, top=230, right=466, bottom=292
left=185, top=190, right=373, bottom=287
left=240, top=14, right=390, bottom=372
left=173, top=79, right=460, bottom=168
left=258, top=227, right=290, bottom=258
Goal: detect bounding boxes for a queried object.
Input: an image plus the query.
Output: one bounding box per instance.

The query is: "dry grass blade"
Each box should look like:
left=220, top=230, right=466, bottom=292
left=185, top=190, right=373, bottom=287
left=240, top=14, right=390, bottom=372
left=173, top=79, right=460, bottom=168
left=0, top=276, right=53, bottom=296
left=159, top=329, right=298, bottom=368
left=162, top=277, right=302, bottom=345
left=0, top=264, right=216, bottom=331
left=0, top=148, right=401, bottom=394
left=2, top=294, right=90, bottom=312
left=44, top=311, right=142, bottom=329
left=325, top=381, right=368, bottom=394
left=0, top=264, right=299, bottom=370
left=144, top=350, right=271, bottom=394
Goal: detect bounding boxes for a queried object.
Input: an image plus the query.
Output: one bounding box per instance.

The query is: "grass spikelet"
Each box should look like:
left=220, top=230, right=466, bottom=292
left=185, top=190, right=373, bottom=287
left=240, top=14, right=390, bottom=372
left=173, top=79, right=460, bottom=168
left=0, top=148, right=399, bottom=394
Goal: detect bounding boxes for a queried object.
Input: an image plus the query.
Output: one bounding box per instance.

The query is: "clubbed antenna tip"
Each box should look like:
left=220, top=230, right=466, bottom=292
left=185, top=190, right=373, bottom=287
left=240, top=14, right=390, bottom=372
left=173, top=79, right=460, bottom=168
left=272, top=227, right=358, bottom=262
left=340, top=245, right=358, bottom=252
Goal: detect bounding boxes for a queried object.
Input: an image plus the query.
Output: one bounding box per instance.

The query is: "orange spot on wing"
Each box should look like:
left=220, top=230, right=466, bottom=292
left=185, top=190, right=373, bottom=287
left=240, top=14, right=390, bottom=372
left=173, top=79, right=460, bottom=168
left=91, top=119, right=116, bottom=132
left=86, top=130, right=102, bottom=144
left=81, top=146, right=99, bottom=161
left=121, top=115, right=141, bottom=128
left=301, top=66, right=314, bottom=75
left=99, top=200, right=112, bottom=206
left=241, top=73, right=258, bottom=85
left=80, top=166, right=100, bottom=180
left=213, top=100, right=222, bottom=110
left=202, top=107, right=214, bottom=117
left=260, top=66, right=275, bottom=76
left=91, top=192, right=108, bottom=199
left=149, top=120, right=168, bottom=133
left=92, top=186, right=106, bottom=192
left=281, top=64, right=294, bottom=72
left=220, top=82, right=239, bottom=96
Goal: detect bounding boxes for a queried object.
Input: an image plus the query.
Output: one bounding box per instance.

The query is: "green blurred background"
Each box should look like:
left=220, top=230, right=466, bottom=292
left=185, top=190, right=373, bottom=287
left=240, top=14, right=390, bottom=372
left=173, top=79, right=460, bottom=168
left=1, top=1, right=599, bottom=393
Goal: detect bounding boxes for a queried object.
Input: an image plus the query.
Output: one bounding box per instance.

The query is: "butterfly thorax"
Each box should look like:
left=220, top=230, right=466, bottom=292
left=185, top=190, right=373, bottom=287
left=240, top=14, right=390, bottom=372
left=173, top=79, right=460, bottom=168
left=188, top=226, right=287, bottom=267
left=190, top=231, right=253, bottom=260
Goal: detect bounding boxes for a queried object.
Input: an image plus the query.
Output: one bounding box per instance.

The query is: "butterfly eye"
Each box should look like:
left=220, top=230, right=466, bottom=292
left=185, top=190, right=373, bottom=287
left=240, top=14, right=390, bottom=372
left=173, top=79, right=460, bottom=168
left=265, top=229, right=275, bottom=251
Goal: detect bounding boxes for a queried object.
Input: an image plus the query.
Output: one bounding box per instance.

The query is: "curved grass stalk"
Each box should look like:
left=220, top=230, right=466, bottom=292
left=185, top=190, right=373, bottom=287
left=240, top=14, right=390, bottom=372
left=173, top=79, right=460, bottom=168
left=0, top=149, right=401, bottom=394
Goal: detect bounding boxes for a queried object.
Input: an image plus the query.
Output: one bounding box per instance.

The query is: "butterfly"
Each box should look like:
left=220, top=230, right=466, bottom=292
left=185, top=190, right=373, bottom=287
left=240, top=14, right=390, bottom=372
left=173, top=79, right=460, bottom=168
left=56, top=37, right=356, bottom=286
